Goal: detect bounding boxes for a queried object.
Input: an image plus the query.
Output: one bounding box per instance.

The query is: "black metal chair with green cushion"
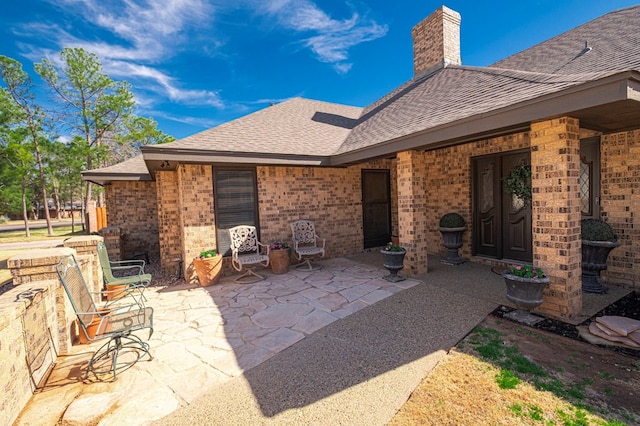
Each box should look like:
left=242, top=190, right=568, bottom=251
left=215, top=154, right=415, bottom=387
left=56, top=255, right=153, bottom=381
left=97, top=241, right=152, bottom=301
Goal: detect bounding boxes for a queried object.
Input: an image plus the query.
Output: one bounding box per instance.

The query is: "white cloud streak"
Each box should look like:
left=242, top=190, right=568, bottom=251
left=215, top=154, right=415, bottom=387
left=258, top=0, right=388, bottom=73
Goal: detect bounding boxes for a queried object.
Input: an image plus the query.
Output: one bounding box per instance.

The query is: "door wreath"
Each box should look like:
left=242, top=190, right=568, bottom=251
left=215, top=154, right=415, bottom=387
left=504, top=163, right=532, bottom=205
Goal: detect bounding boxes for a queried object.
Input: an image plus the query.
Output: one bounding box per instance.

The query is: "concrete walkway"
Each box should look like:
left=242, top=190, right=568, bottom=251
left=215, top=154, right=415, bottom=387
left=17, top=254, right=626, bottom=425
left=18, top=256, right=455, bottom=425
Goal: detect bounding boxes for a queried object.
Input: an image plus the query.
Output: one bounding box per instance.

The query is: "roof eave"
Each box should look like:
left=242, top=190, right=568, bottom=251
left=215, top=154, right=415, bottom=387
left=140, top=147, right=332, bottom=172
left=330, top=70, right=640, bottom=165
left=81, top=172, right=152, bottom=186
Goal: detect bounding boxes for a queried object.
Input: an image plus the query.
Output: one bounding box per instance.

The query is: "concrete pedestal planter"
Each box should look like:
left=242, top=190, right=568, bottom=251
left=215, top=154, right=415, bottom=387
left=381, top=248, right=406, bottom=282
left=193, top=254, right=223, bottom=286
left=269, top=248, right=291, bottom=274
left=438, top=226, right=466, bottom=265
left=582, top=240, right=619, bottom=294
left=502, top=271, right=549, bottom=311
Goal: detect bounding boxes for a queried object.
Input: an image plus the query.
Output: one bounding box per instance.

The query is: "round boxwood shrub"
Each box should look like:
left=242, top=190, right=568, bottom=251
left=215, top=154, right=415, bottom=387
left=581, top=219, right=617, bottom=242
left=439, top=213, right=466, bottom=228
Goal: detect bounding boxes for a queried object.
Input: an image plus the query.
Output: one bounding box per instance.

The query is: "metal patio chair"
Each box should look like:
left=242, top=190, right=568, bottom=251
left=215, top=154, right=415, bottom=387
left=290, top=220, right=325, bottom=270
left=97, top=241, right=152, bottom=302
left=56, top=255, right=154, bottom=381
left=229, top=225, right=270, bottom=283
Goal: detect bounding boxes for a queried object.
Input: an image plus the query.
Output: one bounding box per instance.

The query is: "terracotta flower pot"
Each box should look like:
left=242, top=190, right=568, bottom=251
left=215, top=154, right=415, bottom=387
left=193, top=255, right=223, bottom=286
left=77, top=308, right=109, bottom=344
left=105, top=283, right=127, bottom=301
left=269, top=248, right=291, bottom=274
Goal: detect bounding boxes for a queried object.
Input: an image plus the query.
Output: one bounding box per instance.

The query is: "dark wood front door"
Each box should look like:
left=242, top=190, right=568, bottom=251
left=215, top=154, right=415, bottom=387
left=473, top=152, right=532, bottom=262
left=362, top=169, right=391, bottom=249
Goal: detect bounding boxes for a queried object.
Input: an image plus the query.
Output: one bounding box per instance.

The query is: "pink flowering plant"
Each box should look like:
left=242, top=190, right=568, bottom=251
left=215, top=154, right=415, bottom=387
left=269, top=241, right=289, bottom=251
left=383, top=242, right=405, bottom=252
left=509, top=264, right=545, bottom=278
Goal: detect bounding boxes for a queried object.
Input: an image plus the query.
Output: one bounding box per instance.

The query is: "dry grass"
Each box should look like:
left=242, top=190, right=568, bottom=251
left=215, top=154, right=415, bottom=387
left=391, top=350, right=613, bottom=425
left=391, top=318, right=637, bottom=426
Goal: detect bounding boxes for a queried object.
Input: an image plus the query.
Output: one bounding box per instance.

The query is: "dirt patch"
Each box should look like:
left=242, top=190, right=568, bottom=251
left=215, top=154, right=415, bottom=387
left=392, top=313, right=640, bottom=425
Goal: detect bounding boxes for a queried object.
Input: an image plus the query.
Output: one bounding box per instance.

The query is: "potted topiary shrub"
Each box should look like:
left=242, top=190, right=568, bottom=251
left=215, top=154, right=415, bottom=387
left=581, top=219, right=619, bottom=294
left=438, top=213, right=466, bottom=265
left=380, top=242, right=406, bottom=282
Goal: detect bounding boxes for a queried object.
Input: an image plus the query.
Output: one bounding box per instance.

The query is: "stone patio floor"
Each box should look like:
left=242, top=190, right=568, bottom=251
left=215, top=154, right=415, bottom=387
left=16, top=257, right=421, bottom=425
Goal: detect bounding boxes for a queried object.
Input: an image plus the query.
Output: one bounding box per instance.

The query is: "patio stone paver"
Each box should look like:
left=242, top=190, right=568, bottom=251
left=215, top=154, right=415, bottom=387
left=17, top=256, right=422, bottom=426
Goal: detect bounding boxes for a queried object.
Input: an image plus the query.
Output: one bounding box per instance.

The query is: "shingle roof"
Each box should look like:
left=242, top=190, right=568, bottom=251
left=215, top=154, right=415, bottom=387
left=149, top=98, right=362, bottom=156
left=492, top=5, right=640, bottom=74
left=336, top=66, right=618, bottom=155
left=83, top=155, right=149, bottom=178
left=85, top=5, right=640, bottom=181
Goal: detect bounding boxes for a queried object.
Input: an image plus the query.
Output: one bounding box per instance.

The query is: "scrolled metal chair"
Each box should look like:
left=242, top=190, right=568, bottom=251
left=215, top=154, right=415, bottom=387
left=56, top=255, right=153, bottom=381
left=229, top=225, right=270, bottom=283
left=290, top=220, right=325, bottom=270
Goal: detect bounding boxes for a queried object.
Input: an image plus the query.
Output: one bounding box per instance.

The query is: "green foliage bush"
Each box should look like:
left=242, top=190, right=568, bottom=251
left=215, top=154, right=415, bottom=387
left=581, top=219, right=616, bottom=242
left=439, top=212, right=466, bottom=228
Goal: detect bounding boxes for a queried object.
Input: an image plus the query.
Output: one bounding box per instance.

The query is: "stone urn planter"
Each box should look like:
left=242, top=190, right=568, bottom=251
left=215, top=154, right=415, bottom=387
left=581, top=219, right=619, bottom=294
left=381, top=243, right=406, bottom=282
left=438, top=213, right=466, bottom=265
left=268, top=242, right=291, bottom=274
left=502, top=266, right=549, bottom=311
left=193, top=250, right=223, bottom=286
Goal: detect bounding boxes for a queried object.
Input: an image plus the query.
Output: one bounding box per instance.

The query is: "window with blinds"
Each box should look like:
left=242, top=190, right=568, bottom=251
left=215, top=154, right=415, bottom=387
left=213, top=168, right=258, bottom=256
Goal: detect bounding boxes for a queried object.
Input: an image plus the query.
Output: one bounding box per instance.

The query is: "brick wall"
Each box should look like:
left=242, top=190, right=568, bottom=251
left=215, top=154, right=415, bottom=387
left=104, top=181, right=159, bottom=260
left=421, top=131, right=531, bottom=261
left=2, top=248, right=98, bottom=425
left=601, top=129, right=640, bottom=285
left=531, top=117, right=582, bottom=318
left=156, top=171, right=182, bottom=275
left=177, top=164, right=216, bottom=283
left=257, top=160, right=396, bottom=259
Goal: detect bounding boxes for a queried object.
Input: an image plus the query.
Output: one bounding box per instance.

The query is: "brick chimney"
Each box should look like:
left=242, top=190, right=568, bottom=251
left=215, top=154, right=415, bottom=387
left=412, top=5, right=461, bottom=78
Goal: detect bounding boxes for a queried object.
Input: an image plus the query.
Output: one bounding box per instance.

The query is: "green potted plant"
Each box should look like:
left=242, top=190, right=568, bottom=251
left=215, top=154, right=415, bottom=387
left=502, top=264, right=549, bottom=311
left=268, top=241, right=291, bottom=274
left=438, top=213, right=466, bottom=265
left=193, top=249, right=222, bottom=286
left=581, top=219, right=619, bottom=294
left=381, top=242, right=406, bottom=282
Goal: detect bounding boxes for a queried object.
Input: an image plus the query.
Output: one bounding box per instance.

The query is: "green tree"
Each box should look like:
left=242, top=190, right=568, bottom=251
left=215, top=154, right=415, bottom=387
left=35, top=47, right=136, bottom=209
left=0, top=56, right=54, bottom=236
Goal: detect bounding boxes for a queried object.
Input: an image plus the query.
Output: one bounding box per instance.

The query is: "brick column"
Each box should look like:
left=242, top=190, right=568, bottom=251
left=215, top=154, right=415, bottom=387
left=530, top=117, right=582, bottom=318
left=396, top=150, right=428, bottom=275
left=156, top=170, right=182, bottom=275
left=178, top=164, right=216, bottom=283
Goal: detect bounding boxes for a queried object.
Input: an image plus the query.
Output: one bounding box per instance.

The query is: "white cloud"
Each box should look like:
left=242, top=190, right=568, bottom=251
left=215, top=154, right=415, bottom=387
left=257, top=0, right=388, bottom=71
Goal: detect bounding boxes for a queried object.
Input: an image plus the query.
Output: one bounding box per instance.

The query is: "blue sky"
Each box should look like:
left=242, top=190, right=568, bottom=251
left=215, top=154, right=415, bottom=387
left=1, top=0, right=638, bottom=140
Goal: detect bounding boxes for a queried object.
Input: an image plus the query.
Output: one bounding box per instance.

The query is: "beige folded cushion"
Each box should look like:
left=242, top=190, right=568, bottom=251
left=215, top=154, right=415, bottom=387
left=595, top=316, right=640, bottom=336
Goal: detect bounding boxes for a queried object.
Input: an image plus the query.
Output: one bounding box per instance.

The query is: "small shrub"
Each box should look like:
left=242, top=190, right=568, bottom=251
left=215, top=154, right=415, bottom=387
left=439, top=212, right=466, bottom=228
left=0, top=215, right=9, bottom=224
left=581, top=219, right=616, bottom=242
